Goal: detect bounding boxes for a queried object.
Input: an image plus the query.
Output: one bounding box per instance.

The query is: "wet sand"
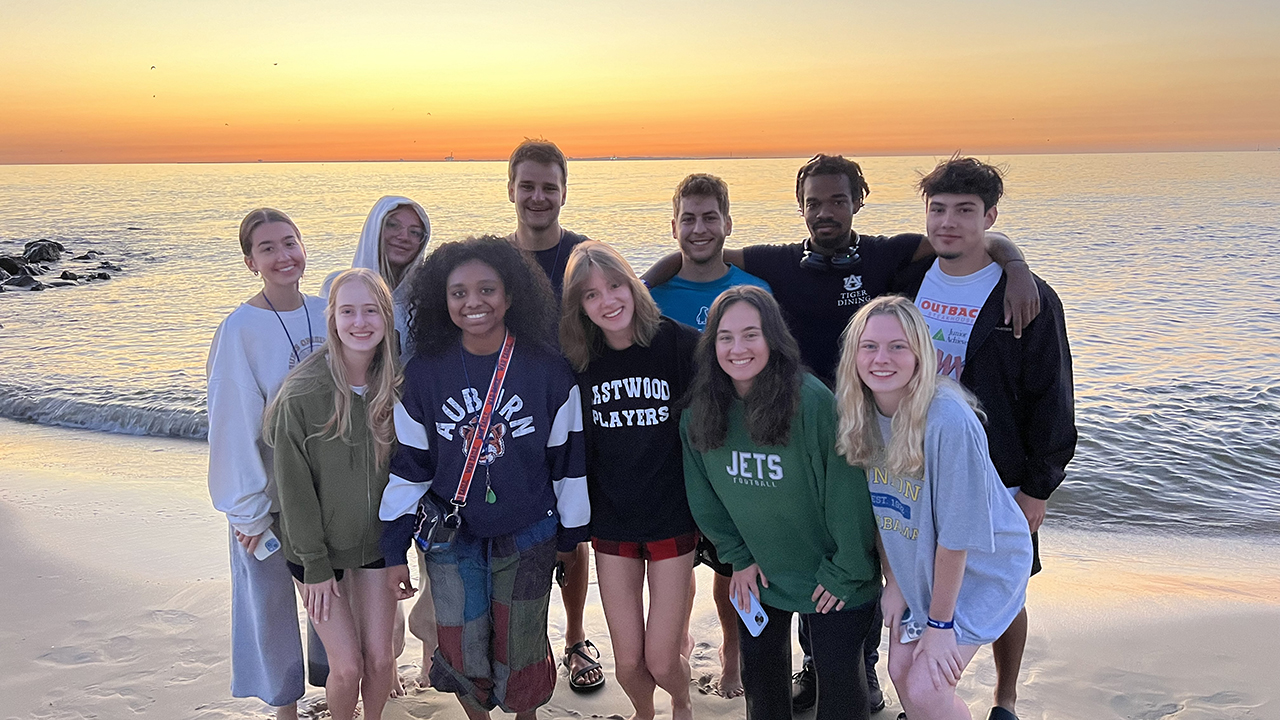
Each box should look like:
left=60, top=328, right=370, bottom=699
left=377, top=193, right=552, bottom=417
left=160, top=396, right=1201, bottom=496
left=2, top=417, right=1277, bottom=720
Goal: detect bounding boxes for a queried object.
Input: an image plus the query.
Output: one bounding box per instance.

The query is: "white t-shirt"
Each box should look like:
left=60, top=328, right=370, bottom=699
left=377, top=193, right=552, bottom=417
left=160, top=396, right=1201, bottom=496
left=914, top=260, right=1002, bottom=381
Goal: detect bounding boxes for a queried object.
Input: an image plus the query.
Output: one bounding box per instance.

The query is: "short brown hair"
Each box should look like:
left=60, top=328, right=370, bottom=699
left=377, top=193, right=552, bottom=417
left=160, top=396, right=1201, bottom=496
left=508, top=139, right=568, bottom=186
left=672, top=173, right=730, bottom=217
left=238, top=208, right=301, bottom=257
left=795, top=154, right=870, bottom=208
left=917, top=155, right=1004, bottom=211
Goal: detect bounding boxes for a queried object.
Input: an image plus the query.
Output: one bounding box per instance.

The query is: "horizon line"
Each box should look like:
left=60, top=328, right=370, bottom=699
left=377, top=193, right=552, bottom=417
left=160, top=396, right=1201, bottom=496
left=2, top=147, right=1277, bottom=168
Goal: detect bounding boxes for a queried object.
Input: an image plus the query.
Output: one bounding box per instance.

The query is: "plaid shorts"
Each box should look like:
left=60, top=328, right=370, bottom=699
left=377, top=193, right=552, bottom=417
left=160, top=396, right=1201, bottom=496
left=592, top=531, right=699, bottom=561
left=423, top=516, right=558, bottom=713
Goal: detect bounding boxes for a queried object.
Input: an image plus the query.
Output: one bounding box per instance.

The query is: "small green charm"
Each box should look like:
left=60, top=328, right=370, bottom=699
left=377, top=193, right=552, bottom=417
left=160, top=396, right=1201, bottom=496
left=485, top=487, right=497, bottom=504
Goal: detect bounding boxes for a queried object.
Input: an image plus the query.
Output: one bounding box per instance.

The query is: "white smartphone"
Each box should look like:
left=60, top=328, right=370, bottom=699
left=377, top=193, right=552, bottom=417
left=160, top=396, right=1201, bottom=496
left=253, top=528, right=281, bottom=561
left=899, top=608, right=923, bottom=644
left=730, top=589, right=769, bottom=637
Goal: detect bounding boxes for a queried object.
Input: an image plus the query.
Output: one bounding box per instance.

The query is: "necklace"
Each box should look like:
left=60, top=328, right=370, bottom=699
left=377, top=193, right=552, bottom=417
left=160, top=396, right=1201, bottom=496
left=263, top=291, right=314, bottom=364
left=459, top=342, right=500, bottom=504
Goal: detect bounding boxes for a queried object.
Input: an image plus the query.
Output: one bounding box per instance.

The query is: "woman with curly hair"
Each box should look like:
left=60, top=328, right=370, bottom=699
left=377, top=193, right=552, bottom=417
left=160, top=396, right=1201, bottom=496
left=680, top=285, right=880, bottom=720
left=379, top=235, right=590, bottom=720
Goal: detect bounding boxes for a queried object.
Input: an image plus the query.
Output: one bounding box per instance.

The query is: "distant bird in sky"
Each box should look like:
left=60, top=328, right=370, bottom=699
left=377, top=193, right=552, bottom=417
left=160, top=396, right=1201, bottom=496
left=150, top=65, right=156, bottom=69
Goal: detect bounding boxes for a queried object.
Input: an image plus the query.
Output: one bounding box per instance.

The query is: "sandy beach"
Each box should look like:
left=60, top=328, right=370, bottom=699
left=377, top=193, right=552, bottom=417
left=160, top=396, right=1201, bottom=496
left=2, top=416, right=1277, bottom=720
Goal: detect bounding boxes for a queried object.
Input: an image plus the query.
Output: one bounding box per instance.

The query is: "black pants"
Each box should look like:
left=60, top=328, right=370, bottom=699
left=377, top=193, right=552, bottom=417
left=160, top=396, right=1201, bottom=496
left=740, top=598, right=877, bottom=720
left=798, top=600, right=884, bottom=674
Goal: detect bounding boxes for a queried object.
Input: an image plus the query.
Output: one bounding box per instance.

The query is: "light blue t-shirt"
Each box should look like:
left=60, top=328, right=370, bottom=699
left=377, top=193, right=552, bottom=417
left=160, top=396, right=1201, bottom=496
left=870, top=385, right=1032, bottom=646
left=649, top=265, right=772, bottom=331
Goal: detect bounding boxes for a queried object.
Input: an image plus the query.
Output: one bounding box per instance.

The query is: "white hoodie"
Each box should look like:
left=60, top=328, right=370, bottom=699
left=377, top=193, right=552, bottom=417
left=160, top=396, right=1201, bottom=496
left=322, top=196, right=431, bottom=359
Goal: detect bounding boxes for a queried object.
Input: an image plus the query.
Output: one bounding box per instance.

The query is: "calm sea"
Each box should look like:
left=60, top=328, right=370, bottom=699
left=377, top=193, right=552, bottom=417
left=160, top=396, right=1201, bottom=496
left=1, top=153, right=1277, bottom=537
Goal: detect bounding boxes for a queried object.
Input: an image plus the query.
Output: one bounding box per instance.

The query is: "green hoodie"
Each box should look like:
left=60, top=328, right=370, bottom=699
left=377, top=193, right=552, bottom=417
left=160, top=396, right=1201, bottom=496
left=681, top=374, right=880, bottom=613
left=271, top=368, right=389, bottom=583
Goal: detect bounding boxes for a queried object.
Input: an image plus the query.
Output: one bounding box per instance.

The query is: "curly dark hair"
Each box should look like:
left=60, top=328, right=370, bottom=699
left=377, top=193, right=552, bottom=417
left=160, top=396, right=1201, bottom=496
left=685, top=286, right=803, bottom=451
left=406, top=235, right=557, bottom=356
left=795, top=154, right=871, bottom=209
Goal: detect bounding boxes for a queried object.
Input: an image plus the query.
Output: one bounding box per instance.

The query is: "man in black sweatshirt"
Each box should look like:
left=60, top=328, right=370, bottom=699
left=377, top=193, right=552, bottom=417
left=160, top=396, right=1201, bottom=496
left=900, top=156, right=1077, bottom=720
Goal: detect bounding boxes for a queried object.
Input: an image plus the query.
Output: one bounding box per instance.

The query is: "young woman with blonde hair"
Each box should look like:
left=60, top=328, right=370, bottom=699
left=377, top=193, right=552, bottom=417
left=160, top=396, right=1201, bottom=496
left=834, top=296, right=1031, bottom=720
left=266, top=268, right=408, bottom=720
left=321, top=196, right=433, bottom=691
left=560, top=241, right=700, bottom=720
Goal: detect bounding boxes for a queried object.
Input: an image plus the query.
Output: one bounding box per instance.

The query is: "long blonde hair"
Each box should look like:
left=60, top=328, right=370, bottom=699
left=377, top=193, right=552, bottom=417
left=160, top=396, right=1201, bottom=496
left=559, top=241, right=662, bottom=373
left=267, top=268, right=403, bottom=468
left=834, top=295, right=940, bottom=477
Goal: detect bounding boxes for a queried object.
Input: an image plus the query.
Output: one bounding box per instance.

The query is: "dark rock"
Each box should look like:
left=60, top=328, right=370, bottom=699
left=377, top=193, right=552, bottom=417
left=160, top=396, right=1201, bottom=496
left=23, top=263, right=44, bottom=276
left=99, top=261, right=122, bottom=271
left=95, top=271, right=112, bottom=280
left=44, top=279, right=78, bottom=288
left=126, top=226, right=143, bottom=230
left=73, top=250, right=102, bottom=260
left=23, top=239, right=64, bottom=263
left=0, top=268, right=9, bottom=282
left=60, top=270, right=79, bottom=280
left=3, top=274, right=43, bottom=289
left=0, top=256, right=24, bottom=274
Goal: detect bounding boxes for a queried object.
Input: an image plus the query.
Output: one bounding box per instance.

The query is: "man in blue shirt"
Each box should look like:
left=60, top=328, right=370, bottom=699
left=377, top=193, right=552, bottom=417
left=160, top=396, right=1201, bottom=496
left=649, top=173, right=771, bottom=331
left=648, top=173, right=769, bottom=699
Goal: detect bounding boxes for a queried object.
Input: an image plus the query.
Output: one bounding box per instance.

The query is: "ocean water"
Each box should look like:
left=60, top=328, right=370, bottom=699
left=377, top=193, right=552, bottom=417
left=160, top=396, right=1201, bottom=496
left=1, top=153, right=1277, bottom=537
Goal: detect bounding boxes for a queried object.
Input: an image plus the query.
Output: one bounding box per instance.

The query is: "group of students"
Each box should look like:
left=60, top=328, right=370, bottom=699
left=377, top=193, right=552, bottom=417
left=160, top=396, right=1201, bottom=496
left=206, top=140, right=1076, bottom=720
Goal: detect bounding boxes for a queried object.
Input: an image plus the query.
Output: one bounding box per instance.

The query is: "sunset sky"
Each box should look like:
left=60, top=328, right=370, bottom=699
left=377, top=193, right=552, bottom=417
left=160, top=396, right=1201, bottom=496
left=3, top=0, right=1278, bottom=163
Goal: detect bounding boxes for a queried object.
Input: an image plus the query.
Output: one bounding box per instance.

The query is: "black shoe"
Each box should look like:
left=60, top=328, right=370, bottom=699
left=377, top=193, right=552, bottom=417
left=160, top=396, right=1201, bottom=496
left=866, top=666, right=885, bottom=713
left=791, top=662, right=817, bottom=712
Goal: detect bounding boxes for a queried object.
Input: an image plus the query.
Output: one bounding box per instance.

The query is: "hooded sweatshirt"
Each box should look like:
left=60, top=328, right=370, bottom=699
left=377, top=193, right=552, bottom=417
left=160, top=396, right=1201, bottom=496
left=322, top=196, right=431, bottom=359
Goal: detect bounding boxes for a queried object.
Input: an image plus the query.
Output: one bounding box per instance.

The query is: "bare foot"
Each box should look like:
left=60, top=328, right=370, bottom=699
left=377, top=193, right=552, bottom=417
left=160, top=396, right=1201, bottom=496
left=716, top=643, right=743, bottom=698
left=274, top=702, right=299, bottom=720
left=389, top=669, right=406, bottom=698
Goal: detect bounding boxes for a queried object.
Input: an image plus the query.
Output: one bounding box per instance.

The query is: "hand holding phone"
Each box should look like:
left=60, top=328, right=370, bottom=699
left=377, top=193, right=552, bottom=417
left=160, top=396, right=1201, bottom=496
left=729, top=588, right=769, bottom=637
left=253, top=528, right=281, bottom=561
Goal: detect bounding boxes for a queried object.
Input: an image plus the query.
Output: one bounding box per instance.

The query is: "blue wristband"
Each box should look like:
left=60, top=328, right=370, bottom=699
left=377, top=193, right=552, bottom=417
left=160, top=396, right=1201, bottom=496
left=926, top=617, right=954, bottom=630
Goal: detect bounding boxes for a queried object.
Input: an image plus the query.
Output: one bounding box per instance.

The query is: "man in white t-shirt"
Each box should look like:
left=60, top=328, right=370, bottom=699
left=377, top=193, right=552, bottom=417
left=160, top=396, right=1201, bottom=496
left=905, top=157, right=1077, bottom=720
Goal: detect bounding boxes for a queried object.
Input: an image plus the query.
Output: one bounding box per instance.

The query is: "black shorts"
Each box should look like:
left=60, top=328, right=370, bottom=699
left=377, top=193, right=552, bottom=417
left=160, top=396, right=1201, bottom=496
left=1030, top=530, right=1042, bottom=577
left=287, top=557, right=386, bottom=584
left=695, top=535, right=733, bottom=577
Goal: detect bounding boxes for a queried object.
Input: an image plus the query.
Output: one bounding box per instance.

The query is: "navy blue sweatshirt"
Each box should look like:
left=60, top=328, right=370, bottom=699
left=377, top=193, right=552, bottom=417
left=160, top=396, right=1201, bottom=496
left=379, top=338, right=590, bottom=559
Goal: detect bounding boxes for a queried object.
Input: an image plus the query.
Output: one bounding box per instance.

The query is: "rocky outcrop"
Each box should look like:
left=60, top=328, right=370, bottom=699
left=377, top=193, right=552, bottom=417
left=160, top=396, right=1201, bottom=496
left=3, top=274, right=44, bottom=290
left=23, top=239, right=64, bottom=263
left=0, top=241, right=119, bottom=292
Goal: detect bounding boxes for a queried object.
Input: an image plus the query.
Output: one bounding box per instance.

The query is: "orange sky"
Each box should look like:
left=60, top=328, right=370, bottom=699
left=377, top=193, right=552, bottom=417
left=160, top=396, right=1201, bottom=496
left=3, top=0, right=1278, bottom=163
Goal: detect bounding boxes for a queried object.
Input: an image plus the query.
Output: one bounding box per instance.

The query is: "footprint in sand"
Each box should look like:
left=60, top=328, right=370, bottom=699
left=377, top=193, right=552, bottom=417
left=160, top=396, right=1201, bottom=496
left=37, top=645, right=104, bottom=665
left=148, top=608, right=198, bottom=629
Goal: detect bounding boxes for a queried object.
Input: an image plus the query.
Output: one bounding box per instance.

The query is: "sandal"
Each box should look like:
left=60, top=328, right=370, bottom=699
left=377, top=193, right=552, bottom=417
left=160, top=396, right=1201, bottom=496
left=562, top=640, right=606, bottom=692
